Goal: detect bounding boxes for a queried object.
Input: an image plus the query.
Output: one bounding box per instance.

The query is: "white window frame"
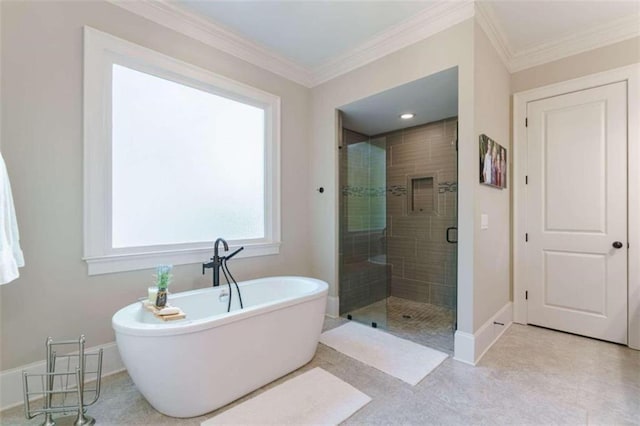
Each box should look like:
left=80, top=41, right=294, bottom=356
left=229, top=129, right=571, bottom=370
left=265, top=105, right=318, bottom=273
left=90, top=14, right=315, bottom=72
left=83, top=26, right=281, bottom=275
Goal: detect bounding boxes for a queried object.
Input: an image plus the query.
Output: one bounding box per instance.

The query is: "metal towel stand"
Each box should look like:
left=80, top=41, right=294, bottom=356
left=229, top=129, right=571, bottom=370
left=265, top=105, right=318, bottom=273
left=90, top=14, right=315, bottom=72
left=22, top=335, right=103, bottom=426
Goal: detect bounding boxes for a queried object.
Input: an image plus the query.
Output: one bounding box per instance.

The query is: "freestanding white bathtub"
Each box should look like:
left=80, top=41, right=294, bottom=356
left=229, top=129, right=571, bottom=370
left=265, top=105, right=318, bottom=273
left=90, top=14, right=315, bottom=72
left=112, top=276, right=328, bottom=418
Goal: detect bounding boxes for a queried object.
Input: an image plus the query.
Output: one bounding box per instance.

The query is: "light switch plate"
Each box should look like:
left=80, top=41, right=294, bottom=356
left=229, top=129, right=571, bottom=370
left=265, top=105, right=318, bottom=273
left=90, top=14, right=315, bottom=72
left=481, top=214, right=489, bottom=230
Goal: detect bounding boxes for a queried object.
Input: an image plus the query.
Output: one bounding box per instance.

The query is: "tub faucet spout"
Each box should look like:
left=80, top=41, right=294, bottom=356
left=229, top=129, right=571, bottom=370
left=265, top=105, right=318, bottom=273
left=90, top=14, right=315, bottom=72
left=214, top=238, right=229, bottom=258
left=202, top=238, right=244, bottom=287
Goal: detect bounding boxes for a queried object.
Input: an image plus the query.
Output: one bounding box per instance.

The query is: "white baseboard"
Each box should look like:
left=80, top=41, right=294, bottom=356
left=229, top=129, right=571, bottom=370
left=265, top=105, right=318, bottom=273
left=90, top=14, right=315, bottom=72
left=453, top=301, right=513, bottom=365
left=0, top=341, right=125, bottom=412
left=453, top=330, right=476, bottom=365
left=325, top=296, right=339, bottom=318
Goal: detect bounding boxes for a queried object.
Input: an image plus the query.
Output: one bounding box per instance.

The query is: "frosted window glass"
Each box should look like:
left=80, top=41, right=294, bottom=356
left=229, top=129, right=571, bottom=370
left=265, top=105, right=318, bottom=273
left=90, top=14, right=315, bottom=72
left=111, top=64, right=265, bottom=248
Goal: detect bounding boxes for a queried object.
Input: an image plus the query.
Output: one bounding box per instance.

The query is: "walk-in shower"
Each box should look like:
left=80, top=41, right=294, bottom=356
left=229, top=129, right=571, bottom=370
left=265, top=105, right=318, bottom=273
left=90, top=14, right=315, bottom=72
left=338, top=68, right=458, bottom=354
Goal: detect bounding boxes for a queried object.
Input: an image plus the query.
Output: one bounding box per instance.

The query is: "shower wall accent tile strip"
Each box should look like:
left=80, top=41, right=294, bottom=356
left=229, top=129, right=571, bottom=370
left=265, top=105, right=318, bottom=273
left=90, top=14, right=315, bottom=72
left=341, top=183, right=455, bottom=198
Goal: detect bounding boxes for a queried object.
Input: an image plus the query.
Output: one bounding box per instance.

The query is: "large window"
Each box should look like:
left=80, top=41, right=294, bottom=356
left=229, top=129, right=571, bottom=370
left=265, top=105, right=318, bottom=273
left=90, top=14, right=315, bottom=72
left=84, top=27, right=280, bottom=275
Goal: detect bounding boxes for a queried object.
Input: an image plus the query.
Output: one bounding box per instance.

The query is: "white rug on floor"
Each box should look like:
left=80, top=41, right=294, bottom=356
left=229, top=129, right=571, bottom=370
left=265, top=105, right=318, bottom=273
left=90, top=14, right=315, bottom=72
left=201, top=367, right=371, bottom=426
left=320, top=322, right=448, bottom=385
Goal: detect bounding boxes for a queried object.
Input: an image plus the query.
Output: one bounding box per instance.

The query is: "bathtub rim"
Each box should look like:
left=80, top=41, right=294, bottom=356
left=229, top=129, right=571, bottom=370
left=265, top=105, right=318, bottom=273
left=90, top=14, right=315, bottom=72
left=112, top=275, right=328, bottom=337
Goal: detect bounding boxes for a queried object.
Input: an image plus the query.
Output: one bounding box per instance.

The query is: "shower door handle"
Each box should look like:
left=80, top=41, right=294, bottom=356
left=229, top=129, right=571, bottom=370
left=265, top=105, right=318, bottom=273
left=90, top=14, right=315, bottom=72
left=446, top=227, right=457, bottom=244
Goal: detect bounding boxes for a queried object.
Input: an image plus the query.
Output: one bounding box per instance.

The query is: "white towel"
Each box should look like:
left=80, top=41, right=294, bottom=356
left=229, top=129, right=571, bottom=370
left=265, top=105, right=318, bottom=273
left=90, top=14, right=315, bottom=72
left=0, top=152, right=24, bottom=285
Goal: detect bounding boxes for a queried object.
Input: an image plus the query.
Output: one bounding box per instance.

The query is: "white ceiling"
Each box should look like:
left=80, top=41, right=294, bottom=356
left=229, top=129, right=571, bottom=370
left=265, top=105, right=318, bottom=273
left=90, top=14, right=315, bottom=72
left=147, top=0, right=636, bottom=134
left=170, top=0, right=639, bottom=79
left=485, top=1, right=639, bottom=53
left=340, top=67, right=458, bottom=136
left=109, top=1, right=638, bottom=140
left=477, top=0, right=640, bottom=72
left=175, top=1, right=436, bottom=68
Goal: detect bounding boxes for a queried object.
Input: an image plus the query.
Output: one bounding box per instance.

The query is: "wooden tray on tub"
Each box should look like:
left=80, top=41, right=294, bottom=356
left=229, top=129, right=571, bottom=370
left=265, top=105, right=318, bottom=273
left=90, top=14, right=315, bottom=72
left=141, top=301, right=186, bottom=321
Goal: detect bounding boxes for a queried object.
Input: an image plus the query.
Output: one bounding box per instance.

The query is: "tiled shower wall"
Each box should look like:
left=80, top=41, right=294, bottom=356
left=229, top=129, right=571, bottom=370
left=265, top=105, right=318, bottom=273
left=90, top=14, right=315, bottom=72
left=384, top=117, right=458, bottom=309
left=339, top=129, right=390, bottom=314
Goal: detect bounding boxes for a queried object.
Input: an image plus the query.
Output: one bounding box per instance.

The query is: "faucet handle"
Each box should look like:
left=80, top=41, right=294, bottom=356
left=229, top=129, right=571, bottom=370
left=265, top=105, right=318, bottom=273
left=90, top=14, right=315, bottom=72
left=202, top=261, right=214, bottom=274
left=226, top=246, right=244, bottom=261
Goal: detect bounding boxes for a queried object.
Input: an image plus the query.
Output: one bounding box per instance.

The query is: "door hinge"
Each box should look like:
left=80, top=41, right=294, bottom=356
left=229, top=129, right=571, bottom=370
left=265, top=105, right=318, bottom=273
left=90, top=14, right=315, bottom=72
left=525, top=175, right=528, bottom=185
left=525, top=117, right=528, bottom=127
left=525, top=290, right=528, bottom=300
left=525, top=233, right=528, bottom=242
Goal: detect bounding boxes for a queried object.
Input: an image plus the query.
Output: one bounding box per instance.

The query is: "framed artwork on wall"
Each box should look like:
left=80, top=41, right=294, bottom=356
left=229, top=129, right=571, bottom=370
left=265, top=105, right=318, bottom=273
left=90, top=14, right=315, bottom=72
left=479, top=134, right=507, bottom=189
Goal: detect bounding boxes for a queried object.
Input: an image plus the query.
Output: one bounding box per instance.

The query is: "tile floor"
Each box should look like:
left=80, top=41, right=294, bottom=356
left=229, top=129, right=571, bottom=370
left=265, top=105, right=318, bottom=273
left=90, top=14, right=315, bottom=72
left=344, top=296, right=455, bottom=354
left=1, top=321, right=638, bottom=425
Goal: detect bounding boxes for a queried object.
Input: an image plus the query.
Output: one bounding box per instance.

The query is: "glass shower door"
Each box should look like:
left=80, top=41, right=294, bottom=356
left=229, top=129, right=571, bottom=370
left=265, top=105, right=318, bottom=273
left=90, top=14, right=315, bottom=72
left=339, top=134, right=389, bottom=328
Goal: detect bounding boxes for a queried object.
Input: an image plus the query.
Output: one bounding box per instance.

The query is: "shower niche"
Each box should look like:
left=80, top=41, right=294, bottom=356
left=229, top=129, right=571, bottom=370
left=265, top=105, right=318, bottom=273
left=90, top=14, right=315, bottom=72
left=407, top=174, right=436, bottom=215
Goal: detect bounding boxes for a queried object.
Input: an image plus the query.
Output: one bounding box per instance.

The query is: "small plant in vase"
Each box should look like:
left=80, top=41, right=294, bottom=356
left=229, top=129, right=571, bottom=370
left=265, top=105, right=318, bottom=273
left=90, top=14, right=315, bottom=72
left=154, top=265, right=173, bottom=308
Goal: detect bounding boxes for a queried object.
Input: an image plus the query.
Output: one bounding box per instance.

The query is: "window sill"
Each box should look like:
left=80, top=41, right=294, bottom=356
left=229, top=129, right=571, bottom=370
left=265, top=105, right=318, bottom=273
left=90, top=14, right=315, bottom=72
left=84, top=242, right=280, bottom=276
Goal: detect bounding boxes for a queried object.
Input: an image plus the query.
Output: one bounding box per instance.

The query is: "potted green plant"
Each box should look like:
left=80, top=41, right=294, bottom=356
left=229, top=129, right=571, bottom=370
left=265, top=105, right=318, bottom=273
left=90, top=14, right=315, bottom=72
left=154, top=265, right=173, bottom=308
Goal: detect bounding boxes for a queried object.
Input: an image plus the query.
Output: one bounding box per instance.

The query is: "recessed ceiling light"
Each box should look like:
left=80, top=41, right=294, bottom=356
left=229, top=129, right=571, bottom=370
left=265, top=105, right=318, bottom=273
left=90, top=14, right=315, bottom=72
left=400, top=113, right=415, bottom=120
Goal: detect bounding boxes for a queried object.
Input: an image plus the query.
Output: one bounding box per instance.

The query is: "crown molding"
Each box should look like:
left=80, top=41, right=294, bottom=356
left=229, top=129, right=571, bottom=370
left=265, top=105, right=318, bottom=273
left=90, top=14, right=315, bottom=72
left=509, top=13, right=640, bottom=73
left=475, top=1, right=640, bottom=73
left=106, top=0, right=314, bottom=87
left=311, top=1, right=475, bottom=86
left=474, top=2, right=512, bottom=70
left=107, top=0, right=640, bottom=87
left=108, top=0, right=474, bottom=88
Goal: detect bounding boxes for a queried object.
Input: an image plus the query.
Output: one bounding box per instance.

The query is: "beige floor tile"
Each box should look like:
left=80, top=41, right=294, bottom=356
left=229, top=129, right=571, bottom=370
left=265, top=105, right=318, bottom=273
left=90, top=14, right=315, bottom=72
left=1, top=322, right=638, bottom=426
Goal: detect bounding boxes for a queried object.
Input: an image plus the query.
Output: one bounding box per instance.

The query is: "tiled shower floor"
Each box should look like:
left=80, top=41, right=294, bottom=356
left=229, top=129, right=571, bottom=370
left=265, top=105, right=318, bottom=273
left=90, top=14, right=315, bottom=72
left=343, top=296, right=455, bottom=354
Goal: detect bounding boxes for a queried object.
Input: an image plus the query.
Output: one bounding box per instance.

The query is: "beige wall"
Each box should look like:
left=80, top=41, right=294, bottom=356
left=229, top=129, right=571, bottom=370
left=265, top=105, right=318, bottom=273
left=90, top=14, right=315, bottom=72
left=512, top=37, right=640, bottom=93
left=4, top=1, right=626, bottom=372
left=310, top=20, right=477, bottom=335
left=0, top=1, right=311, bottom=370
left=310, top=19, right=514, bottom=338
left=473, top=22, right=511, bottom=330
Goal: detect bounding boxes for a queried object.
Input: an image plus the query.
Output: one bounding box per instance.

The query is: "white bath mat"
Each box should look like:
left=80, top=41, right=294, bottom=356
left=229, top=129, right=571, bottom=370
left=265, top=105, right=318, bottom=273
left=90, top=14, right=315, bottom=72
left=201, top=367, right=371, bottom=426
left=320, top=322, right=448, bottom=385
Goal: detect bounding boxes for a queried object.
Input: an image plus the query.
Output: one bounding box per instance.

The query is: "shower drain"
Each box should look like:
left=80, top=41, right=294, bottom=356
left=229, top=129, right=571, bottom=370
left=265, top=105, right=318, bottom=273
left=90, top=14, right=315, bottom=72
left=402, top=314, right=412, bottom=319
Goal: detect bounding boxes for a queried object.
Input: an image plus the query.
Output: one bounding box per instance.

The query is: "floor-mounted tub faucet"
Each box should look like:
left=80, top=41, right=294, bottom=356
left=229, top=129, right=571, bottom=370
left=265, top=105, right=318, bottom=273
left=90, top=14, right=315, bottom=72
left=202, top=238, right=243, bottom=286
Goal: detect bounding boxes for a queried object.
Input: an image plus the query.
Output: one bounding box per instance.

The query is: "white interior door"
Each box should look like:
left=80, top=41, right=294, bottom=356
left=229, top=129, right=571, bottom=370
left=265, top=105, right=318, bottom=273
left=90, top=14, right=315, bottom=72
left=526, top=81, right=628, bottom=344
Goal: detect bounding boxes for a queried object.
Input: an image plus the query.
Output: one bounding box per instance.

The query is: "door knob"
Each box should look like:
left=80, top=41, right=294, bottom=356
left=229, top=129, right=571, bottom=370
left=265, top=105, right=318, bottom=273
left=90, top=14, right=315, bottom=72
left=612, top=241, right=623, bottom=249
